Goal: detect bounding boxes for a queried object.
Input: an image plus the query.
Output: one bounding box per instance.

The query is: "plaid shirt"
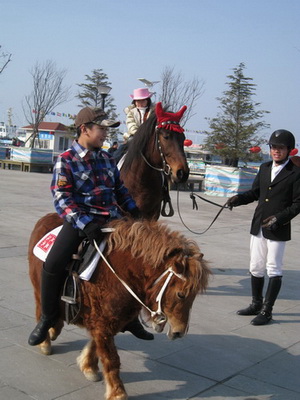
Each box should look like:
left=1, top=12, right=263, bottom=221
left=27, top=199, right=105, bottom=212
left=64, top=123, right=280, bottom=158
left=51, top=140, right=137, bottom=230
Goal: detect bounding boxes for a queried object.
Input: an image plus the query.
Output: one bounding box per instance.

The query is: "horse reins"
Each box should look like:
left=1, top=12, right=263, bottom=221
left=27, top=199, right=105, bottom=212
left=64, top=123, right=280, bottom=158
left=139, top=127, right=228, bottom=232
left=140, top=129, right=171, bottom=176
left=177, top=190, right=229, bottom=235
left=93, top=240, right=185, bottom=326
left=140, top=129, right=175, bottom=217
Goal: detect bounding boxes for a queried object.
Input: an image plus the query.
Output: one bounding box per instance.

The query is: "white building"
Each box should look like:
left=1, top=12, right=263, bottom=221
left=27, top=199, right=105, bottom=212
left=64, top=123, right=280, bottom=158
left=22, top=122, right=74, bottom=160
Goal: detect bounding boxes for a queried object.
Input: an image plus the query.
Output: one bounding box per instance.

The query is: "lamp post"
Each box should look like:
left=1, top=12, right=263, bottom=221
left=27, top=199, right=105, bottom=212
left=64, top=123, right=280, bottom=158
left=97, top=85, right=112, bottom=110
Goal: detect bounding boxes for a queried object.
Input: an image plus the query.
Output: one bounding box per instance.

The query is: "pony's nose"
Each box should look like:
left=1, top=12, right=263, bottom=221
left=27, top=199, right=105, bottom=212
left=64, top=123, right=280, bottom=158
left=176, top=169, right=189, bottom=183
left=170, top=331, right=184, bottom=340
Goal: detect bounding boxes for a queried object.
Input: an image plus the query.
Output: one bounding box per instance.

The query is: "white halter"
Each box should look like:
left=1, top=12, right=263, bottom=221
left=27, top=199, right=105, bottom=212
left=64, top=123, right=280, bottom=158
left=93, top=240, right=186, bottom=325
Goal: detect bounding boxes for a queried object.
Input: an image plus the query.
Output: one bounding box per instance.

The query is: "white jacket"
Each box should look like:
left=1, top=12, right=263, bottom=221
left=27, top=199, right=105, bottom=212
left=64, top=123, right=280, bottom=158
left=124, top=105, right=153, bottom=137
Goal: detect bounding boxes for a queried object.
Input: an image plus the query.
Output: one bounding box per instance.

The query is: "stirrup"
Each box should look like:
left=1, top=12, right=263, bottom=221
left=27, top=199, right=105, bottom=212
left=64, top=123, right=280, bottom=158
left=61, top=274, right=77, bottom=304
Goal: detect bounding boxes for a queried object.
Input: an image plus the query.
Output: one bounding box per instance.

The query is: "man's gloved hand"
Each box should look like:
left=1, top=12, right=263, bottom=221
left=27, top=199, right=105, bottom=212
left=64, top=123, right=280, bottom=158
left=262, top=216, right=278, bottom=230
left=129, top=207, right=142, bottom=220
left=226, top=195, right=239, bottom=210
left=83, top=222, right=103, bottom=245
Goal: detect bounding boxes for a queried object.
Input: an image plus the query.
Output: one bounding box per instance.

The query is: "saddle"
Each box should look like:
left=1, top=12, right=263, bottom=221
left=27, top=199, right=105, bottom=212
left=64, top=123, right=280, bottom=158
left=61, top=231, right=112, bottom=324
left=33, top=226, right=113, bottom=324
left=61, top=239, right=99, bottom=324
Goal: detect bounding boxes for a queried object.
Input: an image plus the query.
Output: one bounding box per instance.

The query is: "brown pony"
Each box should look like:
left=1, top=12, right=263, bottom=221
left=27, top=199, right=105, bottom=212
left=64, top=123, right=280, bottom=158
left=120, top=110, right=189, bottom=220
left=29, top=213, right=210, bottom=400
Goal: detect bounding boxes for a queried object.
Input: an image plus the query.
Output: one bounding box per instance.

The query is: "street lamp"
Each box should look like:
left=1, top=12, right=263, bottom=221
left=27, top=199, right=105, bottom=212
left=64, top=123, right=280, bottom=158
left=97, top=85, right=112, bottom=110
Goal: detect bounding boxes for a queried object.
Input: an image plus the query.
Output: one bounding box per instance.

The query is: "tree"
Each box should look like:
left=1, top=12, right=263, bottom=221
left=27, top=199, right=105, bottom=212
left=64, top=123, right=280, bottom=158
left=76, top=69, right=119, bottom=141
left=159, top=66, right=204, bottom=126
left=204, top=63, right=269, bottom=167
left=0, top=45, right=12, bottom=75
left=23, top=60, right=70, bottom=148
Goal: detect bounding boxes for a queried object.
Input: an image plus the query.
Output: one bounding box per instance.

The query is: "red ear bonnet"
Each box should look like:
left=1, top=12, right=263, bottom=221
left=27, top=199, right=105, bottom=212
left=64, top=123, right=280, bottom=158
left=155, top=102, right=187, bottom=133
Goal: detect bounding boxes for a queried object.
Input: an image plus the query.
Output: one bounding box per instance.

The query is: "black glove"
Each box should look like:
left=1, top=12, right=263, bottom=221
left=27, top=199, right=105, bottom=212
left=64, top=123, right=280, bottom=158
left=262, top=216, right=278, bottom=231
left=226, top=195, right=239, bottom=210
left=129, top=207, right=142, bottom=220
left=83, top=222, right=103, bottom=245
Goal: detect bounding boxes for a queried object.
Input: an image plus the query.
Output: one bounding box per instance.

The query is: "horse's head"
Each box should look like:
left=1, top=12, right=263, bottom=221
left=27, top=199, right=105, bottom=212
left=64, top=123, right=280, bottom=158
left=154, top=102, right=189, bottom=183
left=107, top=219, right=211, bottom=339
left=122, top=105, right=189, bottom=186
left=143, top=240, right=211, bottom=340
left=156, top=127, right=189, bottom=183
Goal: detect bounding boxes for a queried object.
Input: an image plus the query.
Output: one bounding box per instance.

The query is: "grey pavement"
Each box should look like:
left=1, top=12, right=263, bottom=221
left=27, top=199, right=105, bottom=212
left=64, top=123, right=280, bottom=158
left=0, top=168, right=299, bottom=400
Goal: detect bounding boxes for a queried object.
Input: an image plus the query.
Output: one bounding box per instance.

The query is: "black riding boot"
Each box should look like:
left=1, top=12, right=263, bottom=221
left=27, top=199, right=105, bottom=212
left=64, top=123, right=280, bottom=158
left=237, top=274, right=264, bottom=315
left=123, top=317, right=154, bottom=340
left=28, top=267, right=62, bottom=346
left=251, top=276, right=282, bottom=325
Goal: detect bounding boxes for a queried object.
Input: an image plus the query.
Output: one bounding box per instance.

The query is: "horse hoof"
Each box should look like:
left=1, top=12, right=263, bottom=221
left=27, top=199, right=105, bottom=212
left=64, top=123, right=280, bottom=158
left=39, top=342, right=52, bottom=355
left=83, top=370, right=101, bottom=382
left=106, top=393, right=128, bottom=400
left=49, top=327, right=58, bottom=341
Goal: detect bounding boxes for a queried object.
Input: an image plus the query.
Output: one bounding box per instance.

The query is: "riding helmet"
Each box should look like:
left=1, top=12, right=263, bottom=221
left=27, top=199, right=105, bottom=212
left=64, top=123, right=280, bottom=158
left=268, top=129, right=295, bottom=150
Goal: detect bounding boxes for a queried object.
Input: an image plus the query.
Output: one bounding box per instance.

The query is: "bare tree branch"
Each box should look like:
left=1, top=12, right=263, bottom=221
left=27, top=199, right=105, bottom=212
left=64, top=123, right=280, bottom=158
left=0, top=45, right=12, bottom=75
left=159, top=66, right=205, bottom=126
left=22, top=60, right=71, bottom=148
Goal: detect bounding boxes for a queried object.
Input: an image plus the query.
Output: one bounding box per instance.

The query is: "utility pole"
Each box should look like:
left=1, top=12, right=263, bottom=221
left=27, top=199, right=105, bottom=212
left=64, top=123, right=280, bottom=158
left=7, top=108, right=13, bottom=126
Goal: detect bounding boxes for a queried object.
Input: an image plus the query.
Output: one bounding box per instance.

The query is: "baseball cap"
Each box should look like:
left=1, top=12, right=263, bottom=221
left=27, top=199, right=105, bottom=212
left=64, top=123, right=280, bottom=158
left=75, top=107, right=120, bottom=128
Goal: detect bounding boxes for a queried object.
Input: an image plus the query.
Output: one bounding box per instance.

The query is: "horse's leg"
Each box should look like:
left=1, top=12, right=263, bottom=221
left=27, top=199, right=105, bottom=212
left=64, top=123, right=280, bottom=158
left=37, top=319, right=64, bottom=355
left=38, top=336, right=51, bottom=355
left=77, top=339, right=101, bottom=382
left=49, top=318, right=64, bottom=340
left=95, top=335, right=127, bottom=400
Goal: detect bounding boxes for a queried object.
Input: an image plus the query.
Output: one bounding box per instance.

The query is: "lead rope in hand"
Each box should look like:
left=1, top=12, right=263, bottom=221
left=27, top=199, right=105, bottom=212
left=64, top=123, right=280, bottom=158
left=176, top=189, right=228, bottom=235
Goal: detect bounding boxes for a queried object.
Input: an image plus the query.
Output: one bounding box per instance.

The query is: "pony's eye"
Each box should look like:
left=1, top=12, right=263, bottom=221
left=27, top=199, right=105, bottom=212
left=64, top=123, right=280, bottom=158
left=162, top=134, right=170, bottom=140
left=177, top=292, right=185, bottom=299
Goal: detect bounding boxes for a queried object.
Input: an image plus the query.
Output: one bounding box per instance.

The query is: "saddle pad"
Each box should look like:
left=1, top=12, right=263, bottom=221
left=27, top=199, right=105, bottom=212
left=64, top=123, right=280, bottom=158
left=117, top=153, right=126, bottom=170
left=33, top=226, right=62, bottom=262
left=79, top=240, right=106, bottom=281
left=33, top=226, right=113, bottom=281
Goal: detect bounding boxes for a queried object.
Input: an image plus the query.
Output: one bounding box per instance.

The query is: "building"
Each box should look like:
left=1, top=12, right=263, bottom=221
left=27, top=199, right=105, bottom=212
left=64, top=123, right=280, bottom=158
left=22, top=122, right=74, bottom=161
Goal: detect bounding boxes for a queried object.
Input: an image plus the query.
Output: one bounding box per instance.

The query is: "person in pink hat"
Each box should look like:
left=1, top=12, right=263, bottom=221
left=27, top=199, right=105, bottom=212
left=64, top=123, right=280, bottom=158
left=124, top=88, right=154, bottom=139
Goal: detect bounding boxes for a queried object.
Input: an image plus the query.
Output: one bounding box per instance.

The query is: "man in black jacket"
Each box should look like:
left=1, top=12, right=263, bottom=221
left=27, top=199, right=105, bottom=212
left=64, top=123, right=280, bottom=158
left=227, top=130, right=300, bottom=325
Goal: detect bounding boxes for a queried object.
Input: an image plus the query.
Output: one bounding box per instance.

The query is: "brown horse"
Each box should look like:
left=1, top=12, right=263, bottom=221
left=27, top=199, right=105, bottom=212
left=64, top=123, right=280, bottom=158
left=120, top=110, right=189, bottom=220
left=29, top=213, right=210, bottom=400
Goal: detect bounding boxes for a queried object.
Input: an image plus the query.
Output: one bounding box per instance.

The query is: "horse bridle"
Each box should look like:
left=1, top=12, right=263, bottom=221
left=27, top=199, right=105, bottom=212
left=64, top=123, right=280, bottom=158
left=140, top=129, right=171, bottom=176
left=93, top=240, right=186, bottom=326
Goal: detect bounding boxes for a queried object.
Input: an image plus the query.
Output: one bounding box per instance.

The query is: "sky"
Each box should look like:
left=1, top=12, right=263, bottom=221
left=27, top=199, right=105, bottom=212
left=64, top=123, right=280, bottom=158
left=1, top=0, right=300, bottom=147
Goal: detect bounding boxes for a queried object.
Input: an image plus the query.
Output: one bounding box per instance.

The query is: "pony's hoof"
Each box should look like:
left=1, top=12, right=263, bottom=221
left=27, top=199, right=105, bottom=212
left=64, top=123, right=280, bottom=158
left=83, top=370, right=101, bottom=382
left=39, top=342, right=52, bottom=355
left=49, top=327, right=58, bottom=341
left=106, top=392, right=128, bottom=400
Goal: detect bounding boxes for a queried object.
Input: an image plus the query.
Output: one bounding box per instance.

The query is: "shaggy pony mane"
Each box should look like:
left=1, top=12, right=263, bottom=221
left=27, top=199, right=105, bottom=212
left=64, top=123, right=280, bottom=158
left=107, top=218, right=210, bottom=294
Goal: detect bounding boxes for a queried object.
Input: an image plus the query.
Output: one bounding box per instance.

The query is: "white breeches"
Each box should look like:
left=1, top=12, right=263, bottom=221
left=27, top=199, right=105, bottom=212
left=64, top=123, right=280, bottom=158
left=250, top=229, right=285, bottom=278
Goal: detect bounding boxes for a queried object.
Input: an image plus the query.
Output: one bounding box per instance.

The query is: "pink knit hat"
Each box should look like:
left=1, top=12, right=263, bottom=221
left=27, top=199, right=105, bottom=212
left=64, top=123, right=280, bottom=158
left=130, top=88, right=153, bottom=100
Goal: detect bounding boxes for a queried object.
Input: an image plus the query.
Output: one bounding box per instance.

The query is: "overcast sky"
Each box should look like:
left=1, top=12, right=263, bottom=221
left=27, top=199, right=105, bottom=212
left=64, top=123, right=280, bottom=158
left=1, top=0, right=300, bottom=146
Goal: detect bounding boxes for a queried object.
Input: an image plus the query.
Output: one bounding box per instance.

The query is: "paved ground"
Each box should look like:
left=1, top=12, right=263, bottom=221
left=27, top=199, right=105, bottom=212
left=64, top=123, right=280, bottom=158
left=0, top=168, right=299, bottom=400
